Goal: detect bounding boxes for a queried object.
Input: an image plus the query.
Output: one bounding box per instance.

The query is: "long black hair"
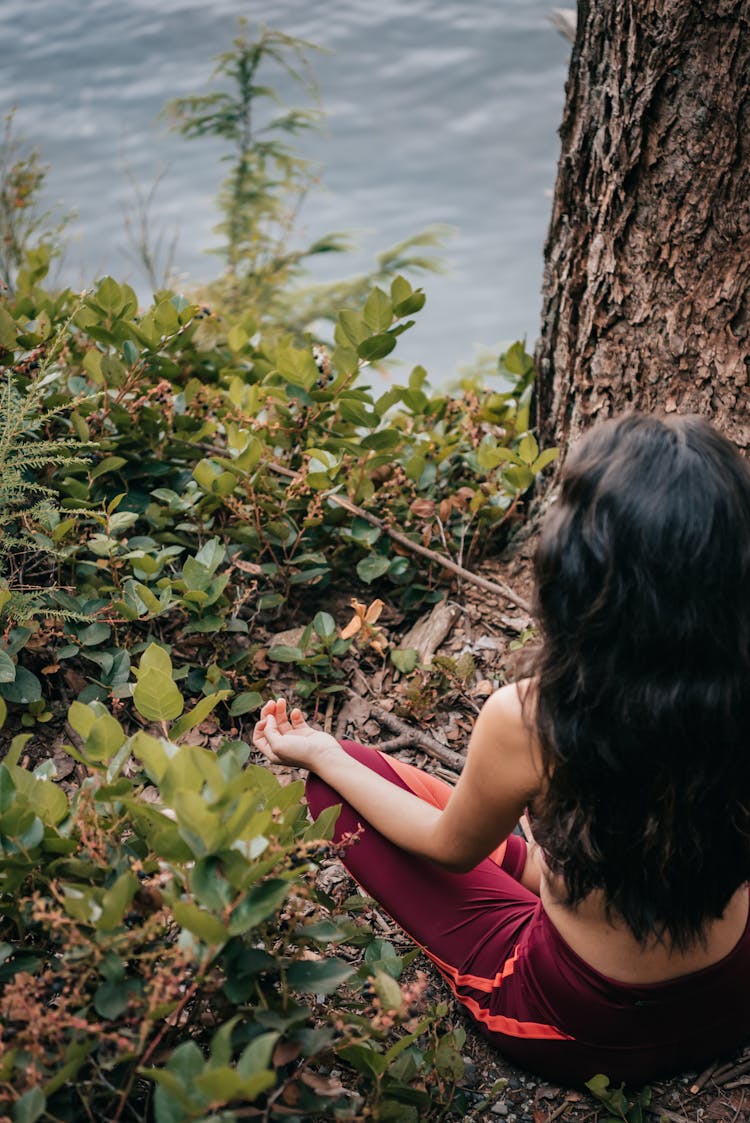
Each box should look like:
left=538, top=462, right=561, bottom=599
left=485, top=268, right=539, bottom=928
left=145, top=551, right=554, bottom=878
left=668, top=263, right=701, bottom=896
left=530, top=413, right=750, bottom=949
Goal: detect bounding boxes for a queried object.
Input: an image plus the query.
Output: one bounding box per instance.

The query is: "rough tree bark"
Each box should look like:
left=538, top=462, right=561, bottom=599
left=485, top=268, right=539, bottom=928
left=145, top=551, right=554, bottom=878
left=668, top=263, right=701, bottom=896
left=536, top=0, right=750, bottom=459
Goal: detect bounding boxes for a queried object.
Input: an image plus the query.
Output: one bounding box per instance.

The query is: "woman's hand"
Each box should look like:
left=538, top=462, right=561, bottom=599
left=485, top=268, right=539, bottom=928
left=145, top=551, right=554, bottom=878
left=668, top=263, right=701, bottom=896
left=252, top=698, right=340, bottom=771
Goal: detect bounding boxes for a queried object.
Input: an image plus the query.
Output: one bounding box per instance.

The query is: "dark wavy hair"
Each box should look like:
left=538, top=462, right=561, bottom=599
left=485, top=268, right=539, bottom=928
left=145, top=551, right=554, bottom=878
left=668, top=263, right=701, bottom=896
left=529, top=413, right=750, bottom=950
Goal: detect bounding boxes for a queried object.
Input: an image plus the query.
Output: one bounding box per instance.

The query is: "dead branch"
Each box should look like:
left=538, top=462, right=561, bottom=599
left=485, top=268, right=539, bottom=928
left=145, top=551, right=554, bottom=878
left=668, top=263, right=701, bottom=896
left=377, top=734, right=415, bottom=753
left=369, top=704, right=466, bottom=772
left=712, top=1057, right=750, bottom=1088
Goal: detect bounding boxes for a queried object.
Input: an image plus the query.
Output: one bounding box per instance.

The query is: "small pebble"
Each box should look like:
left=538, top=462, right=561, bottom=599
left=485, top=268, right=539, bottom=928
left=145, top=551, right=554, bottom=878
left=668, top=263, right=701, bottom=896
left=508, top=1076, right=522, bottom=1089
left=491, top=1103, right=508, bottom=1116
left=462, top=1060, right=478, bottom=1085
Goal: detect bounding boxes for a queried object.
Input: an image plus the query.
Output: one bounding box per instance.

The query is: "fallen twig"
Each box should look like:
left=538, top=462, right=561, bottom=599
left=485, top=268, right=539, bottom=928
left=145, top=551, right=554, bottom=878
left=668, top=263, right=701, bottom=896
left=690, top=1054, right=749, bottom=1093
left=369, top=704, right=466, bottom=772
left=690, top=1060, right=721, bottom=1094
left=378, top=734, right=417, bottom=753
left=266, top=461, right=531, bottom=618
left=713, top=1057, right=750, bottom=1088
left=646, top=1109, right=689, bottom=1123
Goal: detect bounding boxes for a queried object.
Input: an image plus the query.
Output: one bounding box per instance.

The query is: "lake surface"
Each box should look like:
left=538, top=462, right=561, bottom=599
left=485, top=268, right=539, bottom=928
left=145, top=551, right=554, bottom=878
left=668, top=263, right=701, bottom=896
left=4, top=0, right=569, bottom=380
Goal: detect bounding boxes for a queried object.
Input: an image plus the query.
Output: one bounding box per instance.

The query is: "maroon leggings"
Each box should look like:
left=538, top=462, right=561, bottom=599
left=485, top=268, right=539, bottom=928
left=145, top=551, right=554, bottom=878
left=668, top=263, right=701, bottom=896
left=306, top=741, right=750, bottom=1087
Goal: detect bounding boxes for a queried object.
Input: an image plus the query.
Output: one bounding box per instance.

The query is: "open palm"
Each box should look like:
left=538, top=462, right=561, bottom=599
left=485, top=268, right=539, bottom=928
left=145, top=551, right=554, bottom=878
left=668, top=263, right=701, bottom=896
left=252, top=698, right=339, bottom=769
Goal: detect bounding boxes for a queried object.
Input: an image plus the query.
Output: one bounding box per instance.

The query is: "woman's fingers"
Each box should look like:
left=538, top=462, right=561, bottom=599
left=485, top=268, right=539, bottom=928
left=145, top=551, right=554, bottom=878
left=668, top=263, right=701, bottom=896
left=291, top=708, right=305, bottom=727
left=263, top=712, right=282, bottom=746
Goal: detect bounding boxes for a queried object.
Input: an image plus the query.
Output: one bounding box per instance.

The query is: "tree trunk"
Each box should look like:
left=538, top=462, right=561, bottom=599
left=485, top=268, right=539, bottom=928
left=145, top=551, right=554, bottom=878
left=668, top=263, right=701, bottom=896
left=536, top=0, right=750, bottom=460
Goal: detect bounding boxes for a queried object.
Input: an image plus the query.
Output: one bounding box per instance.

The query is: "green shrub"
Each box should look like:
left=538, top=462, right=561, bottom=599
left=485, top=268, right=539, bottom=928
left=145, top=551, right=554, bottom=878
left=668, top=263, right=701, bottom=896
left=0, top=673, right=472, bottom=1121
left=0, top=267, right=553, bottom=729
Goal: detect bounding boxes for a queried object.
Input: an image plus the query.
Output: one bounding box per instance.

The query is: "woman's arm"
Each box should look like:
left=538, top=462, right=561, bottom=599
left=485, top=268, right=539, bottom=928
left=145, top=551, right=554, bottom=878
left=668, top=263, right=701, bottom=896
left=253, top=684, right=543, bottom=872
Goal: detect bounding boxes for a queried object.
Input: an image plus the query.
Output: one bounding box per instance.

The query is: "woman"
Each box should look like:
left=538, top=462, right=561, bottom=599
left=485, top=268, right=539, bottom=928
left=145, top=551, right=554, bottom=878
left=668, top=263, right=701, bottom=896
left=253, top=414, right=750, bottom=1086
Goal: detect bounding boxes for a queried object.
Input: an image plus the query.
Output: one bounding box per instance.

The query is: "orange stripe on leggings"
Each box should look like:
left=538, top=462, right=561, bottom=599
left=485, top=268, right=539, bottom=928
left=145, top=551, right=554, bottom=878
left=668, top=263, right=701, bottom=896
left=427, top=948, right=570, bottom=1040
left=427, top=943, right=522, bottom=993
left=380, top=752, right=509, bottom=867
left=454, top=991, right=572, bottom=1041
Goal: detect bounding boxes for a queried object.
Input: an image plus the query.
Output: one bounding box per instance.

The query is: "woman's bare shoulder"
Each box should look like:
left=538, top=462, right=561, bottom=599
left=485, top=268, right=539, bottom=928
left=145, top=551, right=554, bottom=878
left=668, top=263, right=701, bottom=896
left=469, top=678, right=543, bottom=797
left=479, top=678, right=536, bottom=733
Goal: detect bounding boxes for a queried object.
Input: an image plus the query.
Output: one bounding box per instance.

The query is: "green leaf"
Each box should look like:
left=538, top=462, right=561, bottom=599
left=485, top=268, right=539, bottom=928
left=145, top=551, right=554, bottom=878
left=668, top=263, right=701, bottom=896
left=227, top=324, right=248, bottom=352
left=339, top=399, right=379, bottom=427
left=171, top=690, right=230, bottom=739
left=336, top=308, right=367, bottom=347
left=4, top=733, right=31, bottom=767
left=364, top=939, right=403, bottom=979
left=408, top=364, right=428, bottom=392
left=99, top=871, right=138, bottom=931
left=12, top=1087, right=45, bottom=1123
left=0, top=306, right=18, bottom=351
left=362, top=287, right=393, bottom=333
left=87, top=712, right=126, bottom=761
left=360, top=428, right=402, bottom=451
left=358, top=334, right=397, bottom=363
left=95, top=275, right=122, bottom=312
left=192, top=857, right=233, bottom=912
left=390, top=648, right=418, bottom=674
left=390, top=275, right=412, bottom=306
left=228, top=879, right=290, bottom=936
left=477, top=443, right=517, bottom=470
left=173, top=901, right=227, bottom=946
left=356, top=555, right=390, bottom=584
left=237, top=1031, right=279, bottom=1078
left=0, top=765, right=14, bottom=813
left=501, top=340, right=534, bottom=377
left=503, top=464, right=534, bottom=492
left=434, top=1036, right=465, bottom=1081
left=90, top=456, right=126, bottom=482
left=130, top=731, right=169, bottom=782
left=133, top=669, right=184, bottom=722
left=518, top=432, right=539, bottom=465
left=0, top=650, right=15, bottom=684
left=0, top=668, right=41, bottom=705
left=267, top=645, right=303, bottom=663
left=68, top=700, right=96, bottom=739
left=531, top=447, right=559, bottom=473
left=134, top=582, right=162, bottom=614
left=372, top=967, right=403, bottom=1013
left=339, top=1043, right=388, bottom=1077
left=195, top=537, right=225, bottom=575
left=94, top=977, right=141, bottom=1019
left=137, top=643, right=173, bottom=678
left=392, top=291, right=426, bottom=317
left=312, top=612, right=336, bottom=639
left=6, top=767, right=68, bottom=826
left=303, top=802, right=341, bottom=842
left=230, top=692, right=263, bottom=716
left=378, top=1101, right=419, bottom=1123
left=287, top=956, right=354, bottom=994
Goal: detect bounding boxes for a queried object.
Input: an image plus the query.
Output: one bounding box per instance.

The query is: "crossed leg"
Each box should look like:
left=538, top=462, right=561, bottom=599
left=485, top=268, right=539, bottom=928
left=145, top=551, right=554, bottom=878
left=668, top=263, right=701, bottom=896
left=305, top=740, right=539, bottom=992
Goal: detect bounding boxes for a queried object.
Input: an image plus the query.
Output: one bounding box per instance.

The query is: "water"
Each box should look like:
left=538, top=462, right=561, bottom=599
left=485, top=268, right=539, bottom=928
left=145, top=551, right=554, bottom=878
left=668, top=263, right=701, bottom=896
left=3, top=1, right=569, bottom=380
